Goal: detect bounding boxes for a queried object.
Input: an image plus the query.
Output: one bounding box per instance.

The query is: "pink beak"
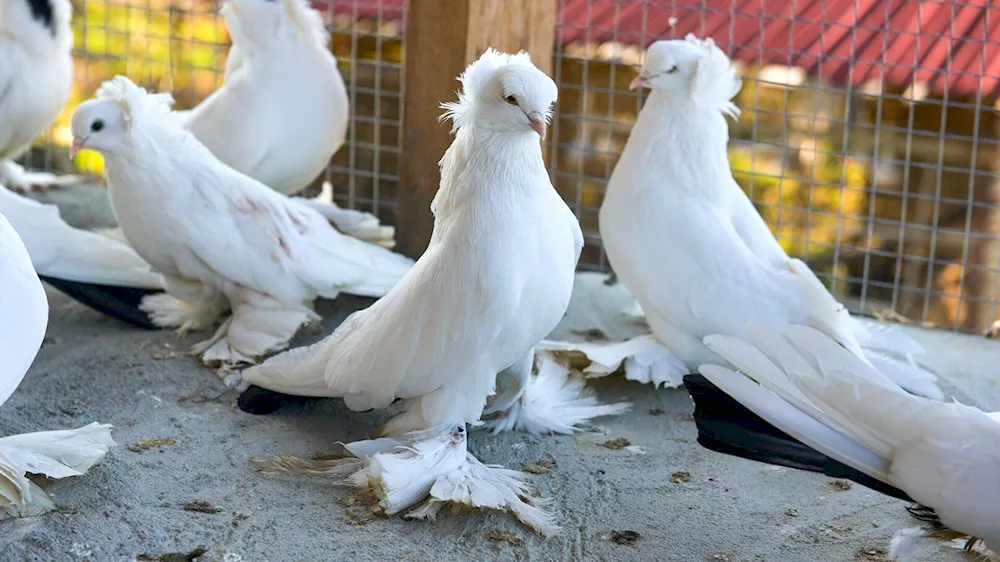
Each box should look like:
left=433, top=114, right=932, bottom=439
left=527, top=112, right=547, bottom=140
left=69, top=137, right=85, bottom=158
left=629, top=75, right=647, bottom=91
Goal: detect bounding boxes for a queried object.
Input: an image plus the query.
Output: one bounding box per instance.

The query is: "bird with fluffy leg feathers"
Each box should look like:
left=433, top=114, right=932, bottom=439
left=540, top=34, right=942, bottom=400
left=242, top=49, right=588, bottom=534
left=0, top=210, right=115, bottom=520
left=68, top=76, right=413, bottom=370
left=0, top=0, right=83, bottom=192
left=693, top=323, right=999, bottom=560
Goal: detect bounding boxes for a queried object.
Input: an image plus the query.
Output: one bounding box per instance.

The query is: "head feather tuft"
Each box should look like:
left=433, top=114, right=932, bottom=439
left=280, top=0, right=331, bottom=48
left=684, top=33, right=742, bottom=121
left=439, top=48, right=535, bottom=133
left=95, top=75, right=175, bottom=131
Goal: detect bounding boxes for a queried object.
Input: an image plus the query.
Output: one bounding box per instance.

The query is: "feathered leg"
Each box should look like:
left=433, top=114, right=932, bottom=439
left=191, top=287, right=319, bottom=371
left=537, top=333, right=688, bottom=388
left=249, top=424, right=559, bottom=535
left=139, top=292, right=229, bottom=336
left=0, top=160, right=82, bottom=193
left=480, top=349, right=631, bottom=435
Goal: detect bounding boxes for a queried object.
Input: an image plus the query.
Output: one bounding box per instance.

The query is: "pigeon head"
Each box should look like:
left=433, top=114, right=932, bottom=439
left=631, top=34, right=742, bottom=120
left=1, top=0, right=72, bottom=42
left=69, top=76, right=176, bottom=159
left=439, top=48, right=558, bottom=141
left=221, top=0, right=330, bottom=51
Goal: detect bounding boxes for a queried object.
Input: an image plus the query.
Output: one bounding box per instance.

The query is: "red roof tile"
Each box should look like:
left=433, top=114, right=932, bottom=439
left=317, top=0, right=1000, bottom=97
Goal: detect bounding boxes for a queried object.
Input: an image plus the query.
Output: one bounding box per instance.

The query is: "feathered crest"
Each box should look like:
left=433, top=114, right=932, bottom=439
left=95, top=75, right=176, bottom=131
left=685, top=33, right=742, bottom=121
left=280, top=0, right=331, bottom=48
left=439, top=48, right=535, bottom=132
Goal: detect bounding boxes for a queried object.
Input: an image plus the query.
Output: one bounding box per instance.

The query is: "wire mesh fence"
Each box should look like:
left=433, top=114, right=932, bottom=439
left=26, top=0, right=1000, bottom=333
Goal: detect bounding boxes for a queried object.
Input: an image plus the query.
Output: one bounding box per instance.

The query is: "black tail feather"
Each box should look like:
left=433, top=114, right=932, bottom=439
left=237, top=385, right=322, bottom=415
left=39, top=276, right=161, bottom=330
left=682, top=374, right=914, bottom=503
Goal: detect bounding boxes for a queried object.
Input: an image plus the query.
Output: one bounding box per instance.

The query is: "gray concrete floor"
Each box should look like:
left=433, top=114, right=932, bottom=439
left=2, top=186, right=997, bottom=561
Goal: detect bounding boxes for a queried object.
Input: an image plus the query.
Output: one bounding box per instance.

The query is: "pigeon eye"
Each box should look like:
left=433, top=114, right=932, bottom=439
left=91, top=119, right=105, bottom=132
left=666, top=65, right=679, bottom=74
left=504, top=95, right=518, bottom=105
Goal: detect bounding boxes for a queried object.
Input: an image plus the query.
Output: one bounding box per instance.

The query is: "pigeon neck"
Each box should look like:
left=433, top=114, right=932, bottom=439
left=639, top=92, right=734, bottom=198
left=433, top=126, right=546, bottom=215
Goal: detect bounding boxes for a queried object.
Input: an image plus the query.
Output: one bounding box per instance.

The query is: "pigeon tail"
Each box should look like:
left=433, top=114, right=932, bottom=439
left=191, top=302, right=320, bottom=370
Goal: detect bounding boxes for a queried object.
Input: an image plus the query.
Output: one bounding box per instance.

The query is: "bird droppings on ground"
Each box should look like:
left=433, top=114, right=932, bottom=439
left=855, top=547, right=891, bottom=561
left=670, top=471, right=692, bottom=483
left=649, top=407, right=666, bottom=416
left=136, top=548, right=208, bottom=562
left=127, top=437, right=176, bottom=452
left=599, top=437, right=631, bottom=449
left=522, top=457, right=556, bottom=474
left=486, top=530, right=524, bottom=547
left=181, top=501, right=223, bottom=514
left=610, top=530, right=642, bottom=546
left=570, top=327, right=611, bottom=342
left=147, top=342, right=186, bottom=361
left=828, top=480, right=853, bottom=492
left=786, top=508, right=800, bottom=517
left=312, top=449, right=353, bottom=461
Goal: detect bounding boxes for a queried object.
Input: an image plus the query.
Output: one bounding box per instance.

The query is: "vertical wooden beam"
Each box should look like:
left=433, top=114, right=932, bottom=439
left=396, top=0, right=557, bottom=259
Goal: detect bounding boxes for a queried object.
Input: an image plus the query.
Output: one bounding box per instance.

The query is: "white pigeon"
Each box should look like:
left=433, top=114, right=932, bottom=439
left=167, top=0, right=394, bottom=249
left=0, top=209, right=115, bottom=519
left=240, top=49, right=588, bottom=533
left=68, top=75, right=414, bottom=369
left=697, top=323, right=999, bottom=560
left=540, top=34, right=942, bottom=400
left=0, top=0, right=82, bottom=192
left=180, top=0, right=347, bottom=197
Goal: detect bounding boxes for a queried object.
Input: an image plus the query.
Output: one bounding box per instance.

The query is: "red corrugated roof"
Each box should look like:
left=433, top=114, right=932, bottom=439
left=318, top=0, right=1000, bottom=97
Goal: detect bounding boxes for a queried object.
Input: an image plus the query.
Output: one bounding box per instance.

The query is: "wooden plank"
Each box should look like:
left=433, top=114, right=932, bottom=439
left=395, top=0, right=557, bottom=259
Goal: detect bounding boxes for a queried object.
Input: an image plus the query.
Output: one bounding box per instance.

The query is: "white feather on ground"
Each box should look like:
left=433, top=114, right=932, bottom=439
left=697, top=323, right=999, bottom=559
left=0, top=0, right=82, bottom=192
left=546, top=34, right=943, bottom=401
left=69, top=76, right=413, bottom=369
left=0, top=210, right=115, bottom=520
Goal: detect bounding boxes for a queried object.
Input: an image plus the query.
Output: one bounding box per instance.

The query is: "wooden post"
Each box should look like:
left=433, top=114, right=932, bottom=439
left=395, top=0, right=557, bottom=259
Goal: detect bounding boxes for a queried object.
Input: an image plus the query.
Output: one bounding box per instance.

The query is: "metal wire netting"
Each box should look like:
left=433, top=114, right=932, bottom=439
left=29, top=0, right=1000, bottom=333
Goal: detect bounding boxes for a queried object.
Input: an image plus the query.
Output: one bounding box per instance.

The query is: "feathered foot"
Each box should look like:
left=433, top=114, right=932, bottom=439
left=0, top=423, right=115, bottom=520
left=537, top=334, right=687, bottom=388
left=139, top=293, right=228, bottom=337
left=249, top=425, right=559, bottom=535
left=191, top=303, right=320, bottom=372
left=481, top=350, right=631, bottom=435
left=0, top=161, right=83, bottom=193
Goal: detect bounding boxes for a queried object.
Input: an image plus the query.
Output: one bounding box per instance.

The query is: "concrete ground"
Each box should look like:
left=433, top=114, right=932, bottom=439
left=2, top=186, right=998, bottom=561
